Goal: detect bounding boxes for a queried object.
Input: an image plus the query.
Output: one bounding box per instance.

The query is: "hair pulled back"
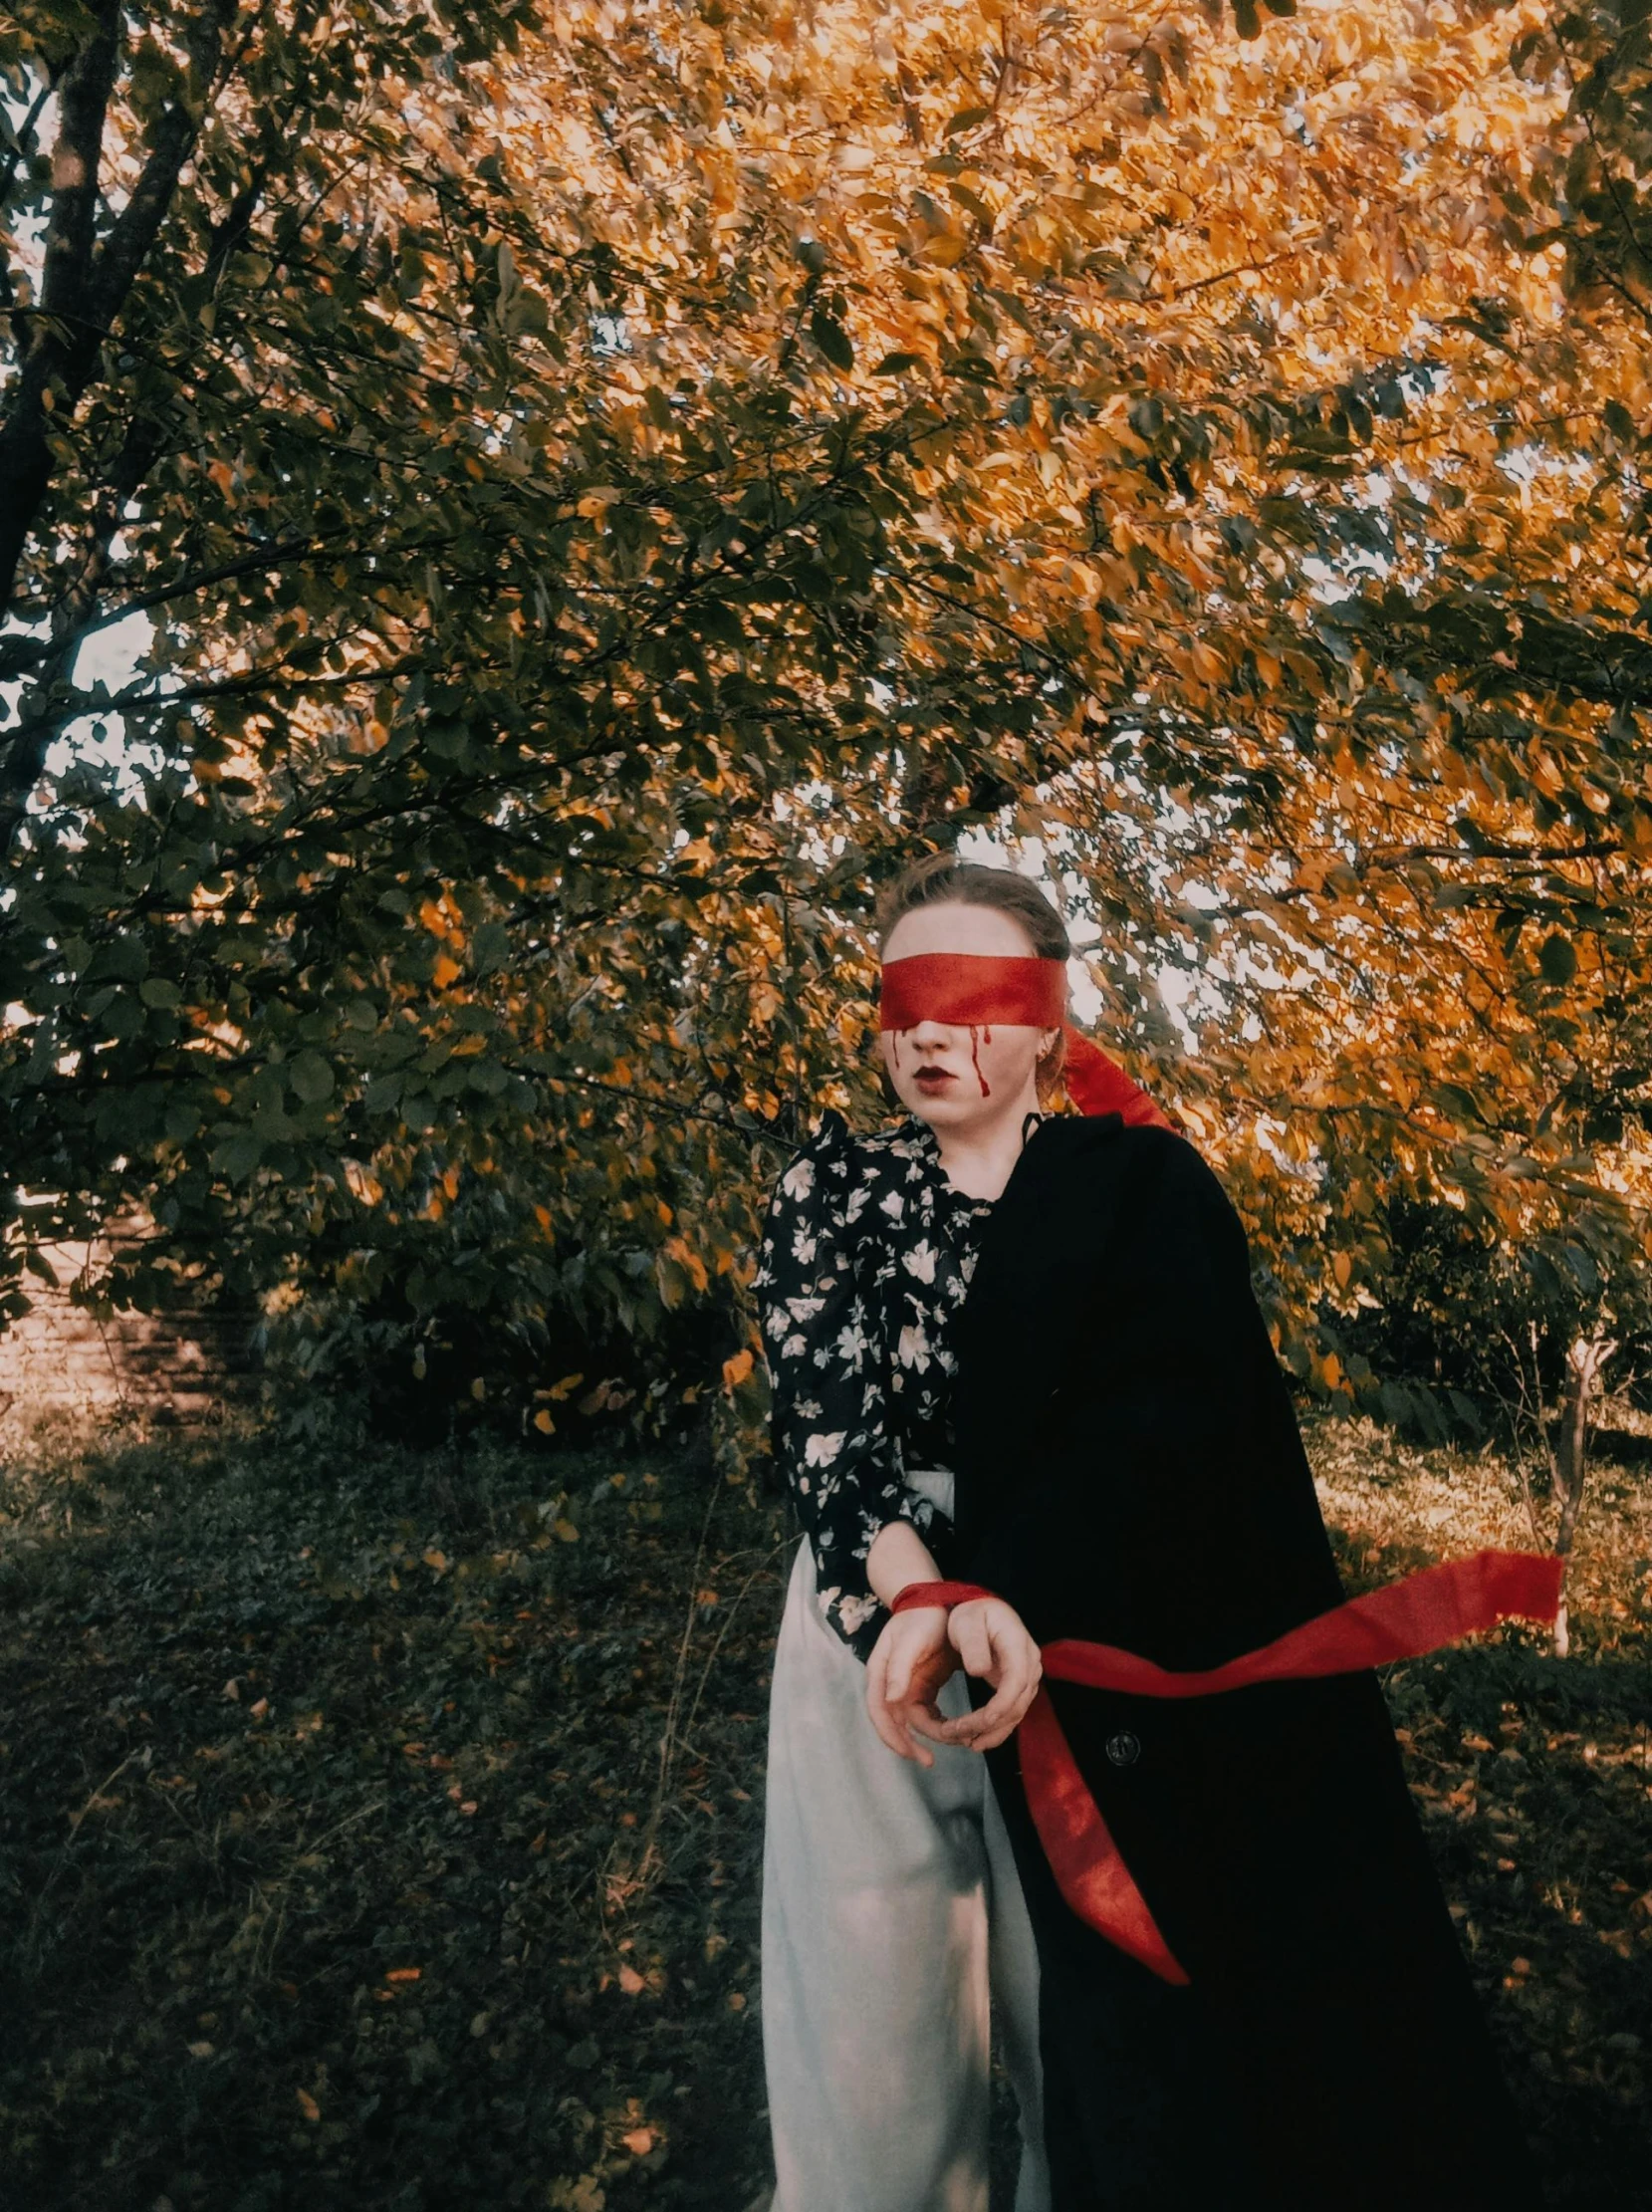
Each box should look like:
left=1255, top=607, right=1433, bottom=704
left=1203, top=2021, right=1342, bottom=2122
left=873, top=853, right=1071, bottom=1105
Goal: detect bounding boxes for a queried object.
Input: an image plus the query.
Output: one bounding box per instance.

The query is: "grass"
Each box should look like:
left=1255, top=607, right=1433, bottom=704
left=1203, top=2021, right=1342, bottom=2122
left=1312, top=1418, right=1652, bottom=2199
left=0, top=1409, right=782, bottom=2212
left=0, top=1405, right=1647, bottom=2209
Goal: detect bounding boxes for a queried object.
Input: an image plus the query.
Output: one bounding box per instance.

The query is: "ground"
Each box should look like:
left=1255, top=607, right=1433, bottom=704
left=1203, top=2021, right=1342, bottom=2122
left=0, top=1405, right=1647, bottom=2209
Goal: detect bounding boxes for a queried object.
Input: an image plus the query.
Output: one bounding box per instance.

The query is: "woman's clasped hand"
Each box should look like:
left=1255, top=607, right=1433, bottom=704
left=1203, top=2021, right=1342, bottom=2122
left=863, top=1594, right=1044, bottom=1767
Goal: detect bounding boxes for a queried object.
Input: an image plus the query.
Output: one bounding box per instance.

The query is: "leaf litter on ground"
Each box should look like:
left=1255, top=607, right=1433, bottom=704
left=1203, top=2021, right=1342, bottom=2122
left=0, top=1407, right=1645, bottom=2208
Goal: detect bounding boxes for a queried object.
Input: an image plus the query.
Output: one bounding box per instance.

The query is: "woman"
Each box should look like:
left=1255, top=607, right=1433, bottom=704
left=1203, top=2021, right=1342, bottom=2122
left=757, top=853, right=1537, bottom=2208
left=753, top=860, right=1078, bottom=2212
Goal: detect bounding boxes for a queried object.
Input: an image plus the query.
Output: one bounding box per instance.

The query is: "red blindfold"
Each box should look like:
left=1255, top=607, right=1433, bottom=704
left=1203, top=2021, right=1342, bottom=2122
left=878, top=951, right=1175, bottom=1129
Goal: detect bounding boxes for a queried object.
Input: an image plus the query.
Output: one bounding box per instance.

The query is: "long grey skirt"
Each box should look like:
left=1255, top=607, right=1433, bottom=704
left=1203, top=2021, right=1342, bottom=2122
left=760, top=1469, right=1051, bottom=2212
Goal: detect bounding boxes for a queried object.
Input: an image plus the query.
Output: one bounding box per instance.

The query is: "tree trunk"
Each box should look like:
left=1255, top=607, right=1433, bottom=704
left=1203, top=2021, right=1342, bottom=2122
left=1550, top=1333, right=1616, bottom=1659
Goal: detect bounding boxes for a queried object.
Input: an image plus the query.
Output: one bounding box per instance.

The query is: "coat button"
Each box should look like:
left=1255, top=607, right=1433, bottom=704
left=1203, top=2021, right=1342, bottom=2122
left=1105, top=1730, right=1141, bottom=1768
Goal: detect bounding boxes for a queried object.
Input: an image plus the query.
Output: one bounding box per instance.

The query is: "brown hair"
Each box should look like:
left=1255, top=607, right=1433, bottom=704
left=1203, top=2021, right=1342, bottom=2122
left=873, top=854, right=1071, bottom=1105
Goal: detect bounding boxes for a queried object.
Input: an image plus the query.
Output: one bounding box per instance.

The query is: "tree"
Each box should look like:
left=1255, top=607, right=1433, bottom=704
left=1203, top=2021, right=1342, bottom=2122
left=4, top=0, right=1648, bottom=1448
left=1233, top=0, right=1652, bottom=1391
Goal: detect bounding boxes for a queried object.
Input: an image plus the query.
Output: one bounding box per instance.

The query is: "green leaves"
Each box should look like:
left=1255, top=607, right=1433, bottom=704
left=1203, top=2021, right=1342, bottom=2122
left=289, top=1051, right=336, bottom=1106
left=809, top=308, right=854, bottom=372
left=1538, top=933, right=1578, bottom=988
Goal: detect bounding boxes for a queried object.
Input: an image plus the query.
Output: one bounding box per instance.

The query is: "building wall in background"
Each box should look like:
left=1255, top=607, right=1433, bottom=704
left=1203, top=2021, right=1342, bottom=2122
left=0, top=1229, right=258, bottom=1430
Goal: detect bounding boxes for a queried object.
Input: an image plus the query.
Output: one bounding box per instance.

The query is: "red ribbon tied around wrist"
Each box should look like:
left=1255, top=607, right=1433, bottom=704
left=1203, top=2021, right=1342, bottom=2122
left=877, top=952, right=1176, bottom=1127
left=890, top=1581, right=997, bottom=1613
left=896, top=1552, right=1563, bottom=1988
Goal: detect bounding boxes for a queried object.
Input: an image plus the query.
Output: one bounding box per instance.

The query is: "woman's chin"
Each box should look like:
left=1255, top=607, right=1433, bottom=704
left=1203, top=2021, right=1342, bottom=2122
left=903, top=1085, right=984, bottom=1123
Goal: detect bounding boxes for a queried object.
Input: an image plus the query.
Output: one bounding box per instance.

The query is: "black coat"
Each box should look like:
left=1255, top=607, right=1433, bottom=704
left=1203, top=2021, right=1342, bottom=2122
left=946, top=1114, right=1534, bottom=2209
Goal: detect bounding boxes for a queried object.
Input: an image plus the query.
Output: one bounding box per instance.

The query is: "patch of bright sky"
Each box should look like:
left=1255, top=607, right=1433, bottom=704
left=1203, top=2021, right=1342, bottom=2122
left=57, top=610, right=157, bottom=783
left=1, top=83, right=158, bottom=797
left=0, top=609, right=157, bottom=806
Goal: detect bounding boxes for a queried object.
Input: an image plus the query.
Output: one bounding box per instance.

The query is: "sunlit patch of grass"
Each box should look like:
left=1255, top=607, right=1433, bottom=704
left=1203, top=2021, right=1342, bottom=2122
left=1309, top=1416, right=1652, bottom=2203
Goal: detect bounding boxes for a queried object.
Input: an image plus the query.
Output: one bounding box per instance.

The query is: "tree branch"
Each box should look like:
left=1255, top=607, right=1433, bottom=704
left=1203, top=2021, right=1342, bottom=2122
left=0, top=0, right=121, bottom=603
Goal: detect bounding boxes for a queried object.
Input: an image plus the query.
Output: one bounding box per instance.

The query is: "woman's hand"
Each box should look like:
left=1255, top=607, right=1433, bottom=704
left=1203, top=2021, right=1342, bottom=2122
left=864, top=1605, right=960, bottom=1768
left=929, top=1598, right=1043, bottom=1753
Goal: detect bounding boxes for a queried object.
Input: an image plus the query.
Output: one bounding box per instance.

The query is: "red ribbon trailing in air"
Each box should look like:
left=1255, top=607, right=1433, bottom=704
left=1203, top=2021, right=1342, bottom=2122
left=877, top=951, right=1176, bottom=1128
left=894, top=1552, right=1563, bottom=1985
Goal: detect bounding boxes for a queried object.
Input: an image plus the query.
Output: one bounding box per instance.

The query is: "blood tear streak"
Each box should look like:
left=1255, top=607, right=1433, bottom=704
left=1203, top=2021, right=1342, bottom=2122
left=968, top=1024, right=991, bottom=1096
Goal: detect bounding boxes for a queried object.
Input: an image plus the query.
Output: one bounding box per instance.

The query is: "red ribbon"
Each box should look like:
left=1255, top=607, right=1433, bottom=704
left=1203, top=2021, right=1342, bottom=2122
left=878, top=952, right=1066, bottom=1031
left=1015, top=1550, right=1563, bottom=1986
left=878, top=952, right=1177, bottom=1130
left=890, top=1580, right=997, bottom=1613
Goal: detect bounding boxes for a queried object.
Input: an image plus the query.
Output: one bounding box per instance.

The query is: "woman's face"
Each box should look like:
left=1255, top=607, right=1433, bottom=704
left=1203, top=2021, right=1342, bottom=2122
left=879, top=902, right=1061, bottom=1132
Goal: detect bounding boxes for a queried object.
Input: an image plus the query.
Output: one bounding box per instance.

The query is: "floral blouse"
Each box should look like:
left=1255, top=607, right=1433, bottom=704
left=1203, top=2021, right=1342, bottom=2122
left=753, top=1106, right=1005, bottom=1661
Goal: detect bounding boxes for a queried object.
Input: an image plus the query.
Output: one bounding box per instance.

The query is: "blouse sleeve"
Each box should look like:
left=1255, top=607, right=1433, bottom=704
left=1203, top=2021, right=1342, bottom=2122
left=753, top=1109, right=937, bottom=1660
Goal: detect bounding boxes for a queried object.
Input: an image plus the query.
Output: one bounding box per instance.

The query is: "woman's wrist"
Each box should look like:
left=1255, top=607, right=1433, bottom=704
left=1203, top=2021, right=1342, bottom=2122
left=865, top=1517, right=943, bottom=1608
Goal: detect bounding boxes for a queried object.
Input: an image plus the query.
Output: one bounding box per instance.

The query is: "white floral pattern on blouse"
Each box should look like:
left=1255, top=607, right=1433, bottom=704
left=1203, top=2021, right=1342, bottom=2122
left=753, top=1107, right=999, bottom=1660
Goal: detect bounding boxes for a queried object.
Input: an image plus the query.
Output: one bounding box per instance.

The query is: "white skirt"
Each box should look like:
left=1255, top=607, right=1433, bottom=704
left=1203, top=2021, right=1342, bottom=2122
left=760, top=1469, right=1051, bottom=2212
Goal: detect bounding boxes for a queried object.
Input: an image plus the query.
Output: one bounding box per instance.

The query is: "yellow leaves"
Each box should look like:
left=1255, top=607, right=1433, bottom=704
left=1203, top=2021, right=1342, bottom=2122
left=616, top=1964, right=646, bottom=1994
left=534, top=1407, right=556, bottom=1434
left=344, top=1160, right=383, bottom=1207
left=297, top=2089, right=321, bottom=2121
left=422, top=891, right=471, bottom=990
left=1530, top=749, right=1565, bottom=798
left=920, top=230, right=970, bottom=267
left=721, top=1348, right=754, bottom=1393
left=655, top=1236, right=710, bottom=1311
left=1280, top=648, right=1323, bottom=697
left=1332, top=1251, right=1353, bottom=1291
